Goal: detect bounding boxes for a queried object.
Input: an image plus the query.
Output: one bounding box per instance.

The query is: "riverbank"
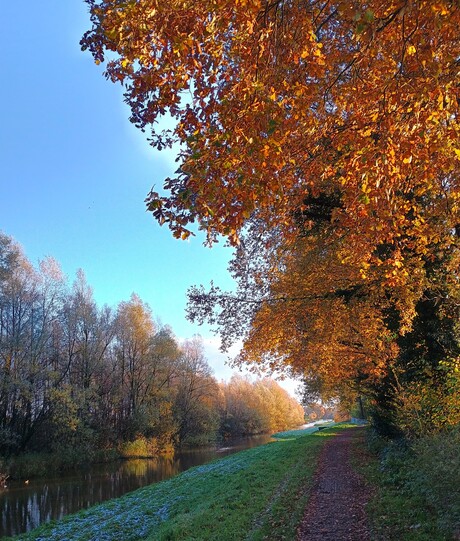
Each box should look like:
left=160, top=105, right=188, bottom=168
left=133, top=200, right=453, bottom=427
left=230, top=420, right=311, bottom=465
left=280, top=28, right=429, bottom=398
left=1, top=432, right=269, bottom=482
left=6, top=425, right=331, bottom=541
left=2, top=424, right=328, bottom=483
left=0, top=433, right=275, bottom=538
left=9, top=422, right=459, bottom=541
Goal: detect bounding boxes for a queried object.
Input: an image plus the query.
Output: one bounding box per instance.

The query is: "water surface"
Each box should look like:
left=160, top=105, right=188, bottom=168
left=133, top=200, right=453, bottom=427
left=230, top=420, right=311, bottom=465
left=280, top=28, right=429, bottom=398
left=0, top=435, right=273, bottom=538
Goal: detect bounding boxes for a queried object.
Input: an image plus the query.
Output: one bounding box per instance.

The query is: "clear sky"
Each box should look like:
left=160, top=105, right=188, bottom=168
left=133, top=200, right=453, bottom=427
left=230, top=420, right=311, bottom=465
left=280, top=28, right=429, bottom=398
left=0, top=2, right=300, bottom=397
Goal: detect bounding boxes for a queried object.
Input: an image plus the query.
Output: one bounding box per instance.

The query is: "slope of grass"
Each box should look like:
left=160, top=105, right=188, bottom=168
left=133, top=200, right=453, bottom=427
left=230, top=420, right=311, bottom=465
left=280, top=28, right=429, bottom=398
left=8, top=426, right=339, bottom=541
left=355, top=428, right=459, bottom=541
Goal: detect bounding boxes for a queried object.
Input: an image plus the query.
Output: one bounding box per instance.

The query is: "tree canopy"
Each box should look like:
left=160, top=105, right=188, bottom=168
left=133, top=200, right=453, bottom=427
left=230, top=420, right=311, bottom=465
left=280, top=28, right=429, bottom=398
left=0, top=232, right=304, bottom=458
left=82, top=0, right=460, bottom=256
left=82, top=0, right=460, bottom=435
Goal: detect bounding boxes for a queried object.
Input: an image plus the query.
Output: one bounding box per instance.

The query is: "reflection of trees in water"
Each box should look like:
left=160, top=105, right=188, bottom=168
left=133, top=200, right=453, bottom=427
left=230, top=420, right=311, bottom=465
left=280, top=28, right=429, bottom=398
left=0, top=456, right=183, bottom=537
left=0, top=435, right=273, bottom=538
left=121, top=455, right=181, bottom=480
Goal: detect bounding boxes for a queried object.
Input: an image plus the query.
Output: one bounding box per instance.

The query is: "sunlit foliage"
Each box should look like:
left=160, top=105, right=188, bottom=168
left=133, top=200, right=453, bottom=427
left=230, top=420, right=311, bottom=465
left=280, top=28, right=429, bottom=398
left=81, top=1, right=460, bottom=435
left=0, top=233, right=304, bottom=464
left=220, top=375, right=305, bottom=436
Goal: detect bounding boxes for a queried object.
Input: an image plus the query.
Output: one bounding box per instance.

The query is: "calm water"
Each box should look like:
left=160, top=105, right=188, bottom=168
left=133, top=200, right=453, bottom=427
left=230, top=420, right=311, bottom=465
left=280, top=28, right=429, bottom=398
left=0, top=435, right=273, bottom=538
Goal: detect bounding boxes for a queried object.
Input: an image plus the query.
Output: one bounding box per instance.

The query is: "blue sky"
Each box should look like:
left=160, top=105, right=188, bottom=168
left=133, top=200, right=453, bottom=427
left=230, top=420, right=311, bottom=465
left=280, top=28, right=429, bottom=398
left=0, top=2, right=299, bottom=396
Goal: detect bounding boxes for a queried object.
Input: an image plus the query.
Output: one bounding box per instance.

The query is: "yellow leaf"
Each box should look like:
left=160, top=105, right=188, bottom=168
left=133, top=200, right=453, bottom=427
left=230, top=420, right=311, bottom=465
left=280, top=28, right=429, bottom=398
left=432, top=3, right=449, bottom=15
left=438, top=93, right=444, bottom=110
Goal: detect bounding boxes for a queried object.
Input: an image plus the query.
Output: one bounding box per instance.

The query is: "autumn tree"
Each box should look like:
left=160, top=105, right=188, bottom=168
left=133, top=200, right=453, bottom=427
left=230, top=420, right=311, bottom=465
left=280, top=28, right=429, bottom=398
left=186, top=212, right=398, bottom=430
left=173, top=336, right=220, bottom=445
left=188, top=204, right=460, bottom=435
left=112, top=298, right=188, bottom=448
left=135, top=326, right=182, bottom=448
left=0, top=233, right=309, bottom=466
left=62, top=270, right=114, bottom=392
left=220, top=375, right=265, bottom=436
left=82, top=1, right=460, bottom=435
left=49, top=270, right=115, bottom=453
left=302, top=400, right=336, bottom=422
left=113, top=293, right=156, bottom=436
left=220, top=376, right=304, bottom=436
left=81, top=1, right=460, bottom=263
left=0, top=233, right=66, bottom=452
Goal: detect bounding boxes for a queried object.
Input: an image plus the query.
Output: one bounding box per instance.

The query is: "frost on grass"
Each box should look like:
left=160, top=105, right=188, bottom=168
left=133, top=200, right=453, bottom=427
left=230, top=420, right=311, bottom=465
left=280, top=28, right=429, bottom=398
left=272, top=427, right=319, bottom=440
left=180, top=452, right=249, bottom=479
left=29, top=491, right=181, bottom=541
left=245, top=456, right=305, bottom=539
left=20, top=452, right=255, bottom=541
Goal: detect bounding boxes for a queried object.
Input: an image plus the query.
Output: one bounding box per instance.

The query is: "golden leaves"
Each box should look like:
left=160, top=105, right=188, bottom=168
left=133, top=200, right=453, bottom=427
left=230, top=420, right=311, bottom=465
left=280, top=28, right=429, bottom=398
left=83, top=0, right=460, bottom=275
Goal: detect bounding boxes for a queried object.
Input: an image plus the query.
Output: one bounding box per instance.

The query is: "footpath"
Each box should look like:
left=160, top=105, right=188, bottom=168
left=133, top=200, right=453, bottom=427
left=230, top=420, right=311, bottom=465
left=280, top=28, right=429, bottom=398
left=297, top=427, right=371, bottom=541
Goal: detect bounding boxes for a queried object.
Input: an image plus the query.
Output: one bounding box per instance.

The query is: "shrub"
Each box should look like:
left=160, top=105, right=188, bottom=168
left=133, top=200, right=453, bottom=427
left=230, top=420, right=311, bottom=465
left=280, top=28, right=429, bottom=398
left=395, top=360, right=460, bottom=438
left=118, top=436, right=174, bottom=458
left=410, top=428, right=460, bottom=535
left=367, top=426, right=460, bottom=539
left=118, top=437, right=151, bottom=458
left=8, top=453, right=49, bottom=479
left=365, top=427, right=389, bottom=455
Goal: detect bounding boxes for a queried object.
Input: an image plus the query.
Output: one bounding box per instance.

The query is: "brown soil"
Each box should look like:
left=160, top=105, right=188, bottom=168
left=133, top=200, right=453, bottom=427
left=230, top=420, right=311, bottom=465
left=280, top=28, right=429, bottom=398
left=297, top=427, right=372, bottom=541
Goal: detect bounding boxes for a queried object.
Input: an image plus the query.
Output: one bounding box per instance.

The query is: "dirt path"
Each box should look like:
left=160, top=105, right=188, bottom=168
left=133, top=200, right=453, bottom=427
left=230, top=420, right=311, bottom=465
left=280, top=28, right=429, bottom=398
left=297, top=427, right=371, bottom=541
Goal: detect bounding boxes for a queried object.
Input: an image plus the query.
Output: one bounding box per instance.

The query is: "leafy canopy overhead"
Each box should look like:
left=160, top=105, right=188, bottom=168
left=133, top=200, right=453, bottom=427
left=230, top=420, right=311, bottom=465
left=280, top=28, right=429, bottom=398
left=82, top=1, right=460, bottom=432
left=82, top=0, right=460, bottom=272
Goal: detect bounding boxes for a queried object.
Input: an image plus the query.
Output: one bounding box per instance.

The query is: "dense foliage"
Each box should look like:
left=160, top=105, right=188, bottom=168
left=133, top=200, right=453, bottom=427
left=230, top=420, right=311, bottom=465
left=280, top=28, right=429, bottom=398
left=0, top=232, right=304, bottom=468
left=81, top=0, right=460, bottom=436
left=364, top=427, right=460, bottom=539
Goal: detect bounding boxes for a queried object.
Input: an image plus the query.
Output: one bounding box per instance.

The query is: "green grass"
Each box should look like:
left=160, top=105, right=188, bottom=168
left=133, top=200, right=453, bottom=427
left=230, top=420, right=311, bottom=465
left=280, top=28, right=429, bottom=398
left=354, top=428, right=459, bottom=541
left=8, top=426, right=339, bottom=541
left=271, top=425, right=320, bottom=440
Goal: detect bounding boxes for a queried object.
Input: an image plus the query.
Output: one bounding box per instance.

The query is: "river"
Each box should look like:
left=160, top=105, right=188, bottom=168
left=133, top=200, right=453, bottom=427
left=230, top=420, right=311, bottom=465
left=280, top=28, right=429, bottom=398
left=0, top=434, right=274, bottom=538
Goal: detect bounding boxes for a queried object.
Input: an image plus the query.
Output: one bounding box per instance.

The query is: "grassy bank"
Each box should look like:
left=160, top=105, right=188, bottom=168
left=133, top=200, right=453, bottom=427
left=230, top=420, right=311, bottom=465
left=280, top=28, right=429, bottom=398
left=7, top=425, right=337, bottom=541
left=355, top=427, right=460, bottom=541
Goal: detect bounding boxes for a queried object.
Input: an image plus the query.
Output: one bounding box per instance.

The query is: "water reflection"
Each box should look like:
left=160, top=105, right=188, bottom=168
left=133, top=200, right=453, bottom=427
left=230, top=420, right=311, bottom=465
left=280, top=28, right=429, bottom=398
left=0, top=434, right=273, bottom=537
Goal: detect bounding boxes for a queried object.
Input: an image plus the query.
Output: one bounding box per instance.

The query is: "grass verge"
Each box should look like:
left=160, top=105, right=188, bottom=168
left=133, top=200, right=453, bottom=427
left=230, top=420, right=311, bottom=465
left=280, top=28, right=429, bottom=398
left=7, top=426, right=340, bottom=541
left=354, top=428, right=459, bottom=541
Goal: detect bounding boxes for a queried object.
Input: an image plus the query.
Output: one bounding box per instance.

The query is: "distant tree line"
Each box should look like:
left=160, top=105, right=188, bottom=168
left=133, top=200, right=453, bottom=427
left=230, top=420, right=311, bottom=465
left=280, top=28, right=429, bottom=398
left=0, top=232, right=304, bottom=465
left=82, top=0, right=460, bottom=440
left=302, top=402, right=336, bottom=423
